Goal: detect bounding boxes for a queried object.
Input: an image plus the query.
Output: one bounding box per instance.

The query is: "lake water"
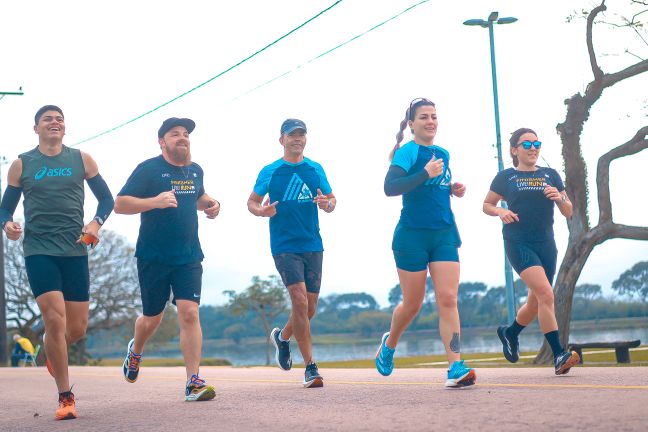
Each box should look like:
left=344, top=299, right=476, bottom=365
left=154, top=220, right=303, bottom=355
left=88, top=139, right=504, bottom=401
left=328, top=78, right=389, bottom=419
left=199, top=326, right=648, bottom=366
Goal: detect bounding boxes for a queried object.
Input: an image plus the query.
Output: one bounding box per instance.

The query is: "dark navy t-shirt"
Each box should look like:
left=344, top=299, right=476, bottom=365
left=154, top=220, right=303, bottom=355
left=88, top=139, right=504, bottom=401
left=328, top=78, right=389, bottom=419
left=490, top=166, right=565, bottom=242
left=118, top=155, right=205, bottom=265
left=391, top=141, right=454, bottom=230
left=253, top=157, right=332, bottom=255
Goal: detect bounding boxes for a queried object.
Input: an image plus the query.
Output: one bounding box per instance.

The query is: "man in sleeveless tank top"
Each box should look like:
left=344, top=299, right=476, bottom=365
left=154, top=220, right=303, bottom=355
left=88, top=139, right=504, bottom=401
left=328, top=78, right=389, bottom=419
left=0, top=105, right=115, bottom=420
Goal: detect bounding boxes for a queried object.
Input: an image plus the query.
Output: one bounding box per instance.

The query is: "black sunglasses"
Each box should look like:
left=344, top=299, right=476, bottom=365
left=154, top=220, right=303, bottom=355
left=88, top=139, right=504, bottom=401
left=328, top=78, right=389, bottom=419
left=516, top=140, right=542, bottom=150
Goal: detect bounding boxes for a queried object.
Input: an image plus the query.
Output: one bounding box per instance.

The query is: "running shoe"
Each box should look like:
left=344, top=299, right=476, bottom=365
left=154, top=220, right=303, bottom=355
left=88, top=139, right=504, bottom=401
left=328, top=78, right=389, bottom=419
left=271, top=327, right=292, bottom=371
left=303, top=362, right=324, bottom=388
left=122, top=338, right=142, bottom=383
left=55, top=390, right=76, bottom=420
left=185, top=374, right=216, bottom=401
left=445, top=360, right=476, bottom=388
left=43, top=333, right=55, bottom=378
left=497, top=325, right=520, bottom=363
left=375, top=332, right=395, bottom=376
left=554, top=351, right=580, bottom=375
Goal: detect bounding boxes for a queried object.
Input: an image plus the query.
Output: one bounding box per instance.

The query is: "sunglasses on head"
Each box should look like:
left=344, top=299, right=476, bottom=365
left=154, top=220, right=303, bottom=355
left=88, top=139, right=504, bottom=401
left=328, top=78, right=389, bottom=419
left=516, top=140, right=542, bottom=150
left=408, top=98, right=435, bottom=120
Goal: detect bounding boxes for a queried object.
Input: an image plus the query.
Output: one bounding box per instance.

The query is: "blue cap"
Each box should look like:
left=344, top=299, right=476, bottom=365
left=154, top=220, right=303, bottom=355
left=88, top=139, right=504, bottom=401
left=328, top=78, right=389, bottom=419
left=158, top=117, right=195, bottom=138
left=280, top=118, right=307, bottom=135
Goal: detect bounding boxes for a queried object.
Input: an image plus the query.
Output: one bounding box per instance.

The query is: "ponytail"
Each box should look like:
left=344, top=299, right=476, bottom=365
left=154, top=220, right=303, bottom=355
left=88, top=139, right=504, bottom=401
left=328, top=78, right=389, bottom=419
left=390, top=110, right=410, bottom=161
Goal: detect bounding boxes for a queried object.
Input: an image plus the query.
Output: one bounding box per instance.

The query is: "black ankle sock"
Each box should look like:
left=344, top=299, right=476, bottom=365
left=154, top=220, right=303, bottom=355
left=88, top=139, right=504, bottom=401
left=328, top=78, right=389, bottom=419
left=544, top=330, right=564, bottom=358
left=506, top=320, right=525, bottom=338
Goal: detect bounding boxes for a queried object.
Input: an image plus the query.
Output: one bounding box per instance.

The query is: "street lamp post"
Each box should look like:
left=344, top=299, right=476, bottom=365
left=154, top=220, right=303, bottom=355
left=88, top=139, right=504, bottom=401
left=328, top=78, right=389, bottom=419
left=463, top=12, right=518, bottom=323
left=0, top=87, right=24, bottom=366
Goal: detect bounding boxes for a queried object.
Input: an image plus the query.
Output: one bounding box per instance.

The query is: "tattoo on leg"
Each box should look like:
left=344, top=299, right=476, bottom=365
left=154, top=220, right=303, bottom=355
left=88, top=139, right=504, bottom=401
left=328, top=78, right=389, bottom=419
left=450, top=332, right=461, bottom=353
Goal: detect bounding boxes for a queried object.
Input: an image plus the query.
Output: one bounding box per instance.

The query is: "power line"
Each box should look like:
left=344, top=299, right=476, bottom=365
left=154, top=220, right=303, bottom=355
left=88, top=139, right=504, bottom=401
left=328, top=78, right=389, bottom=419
left=72, top=0, right=344, bottom=147
left=229, top=0, right=431, bottom=102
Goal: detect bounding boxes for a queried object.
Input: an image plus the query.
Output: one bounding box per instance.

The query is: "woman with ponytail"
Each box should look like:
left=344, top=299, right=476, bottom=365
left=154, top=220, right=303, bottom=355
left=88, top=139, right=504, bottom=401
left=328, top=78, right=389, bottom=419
left=483, top=128, right=579, bottom=375
left=375, top=98, right=476, bottom=388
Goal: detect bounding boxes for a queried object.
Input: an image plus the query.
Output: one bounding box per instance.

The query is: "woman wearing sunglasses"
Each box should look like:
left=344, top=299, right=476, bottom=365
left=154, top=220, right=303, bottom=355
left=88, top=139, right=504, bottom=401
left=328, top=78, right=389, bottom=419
left=375, top=98, right=476, bottom=387
left=483, top=127, right=580, bottom=375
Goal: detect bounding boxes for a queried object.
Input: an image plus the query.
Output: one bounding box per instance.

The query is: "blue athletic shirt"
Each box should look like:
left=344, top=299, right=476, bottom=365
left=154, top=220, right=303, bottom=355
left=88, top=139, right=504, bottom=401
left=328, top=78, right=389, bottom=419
left=489, top=166, right=565, bottom=242
left=253, top=157, right=332, bottom=255
left=391, top=141, right=454, bottom=230
left=118, top=155, right=205, bottom=265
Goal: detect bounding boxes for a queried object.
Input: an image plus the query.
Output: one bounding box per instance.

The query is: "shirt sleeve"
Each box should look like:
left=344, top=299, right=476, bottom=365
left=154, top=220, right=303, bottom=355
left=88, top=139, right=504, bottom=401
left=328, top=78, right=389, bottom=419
left=313, top=164, right=332, bottom=195
left=489, top=171, right=507, bottom=197
left=549, top=168, right=565, bottom=191
left=253, top=166, right=272, bottom=196
left=391, top=143, right=417, bottom=172
left=118, top=163, right=150, bottom=198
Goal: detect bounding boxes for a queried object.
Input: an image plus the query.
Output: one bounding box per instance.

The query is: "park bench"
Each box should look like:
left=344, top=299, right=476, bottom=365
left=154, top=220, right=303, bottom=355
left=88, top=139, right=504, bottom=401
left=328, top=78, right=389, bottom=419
left=567, top=340, right=641, bottom=364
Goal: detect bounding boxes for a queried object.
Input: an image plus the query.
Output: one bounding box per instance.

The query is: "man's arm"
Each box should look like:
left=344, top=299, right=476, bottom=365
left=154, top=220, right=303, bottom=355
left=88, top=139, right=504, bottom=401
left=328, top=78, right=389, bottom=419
left=197, top=193, right=220, bottom=219
left=1, top=159, right=24, bottom=240
left=247, top=191, right=278, bottom=217
left=114, top=192, right=177, bottom=215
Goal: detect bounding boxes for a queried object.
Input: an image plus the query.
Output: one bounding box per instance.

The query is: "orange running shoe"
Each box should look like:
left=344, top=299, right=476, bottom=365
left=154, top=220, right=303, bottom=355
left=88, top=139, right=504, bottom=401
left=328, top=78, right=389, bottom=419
left=55, top=391, right=77, bottom=420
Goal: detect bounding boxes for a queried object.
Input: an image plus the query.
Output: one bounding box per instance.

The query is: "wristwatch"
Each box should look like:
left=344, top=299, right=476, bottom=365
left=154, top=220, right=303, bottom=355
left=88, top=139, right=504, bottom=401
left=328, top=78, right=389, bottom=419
left=93, top=216, right=104, bottom=226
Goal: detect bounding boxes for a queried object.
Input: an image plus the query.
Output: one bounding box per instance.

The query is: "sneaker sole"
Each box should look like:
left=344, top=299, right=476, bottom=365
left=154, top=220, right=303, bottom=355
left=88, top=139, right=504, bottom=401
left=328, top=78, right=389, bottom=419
left=555, top=351, right=580, bottom=375
left=496, top=326, right=519, bottom=363
left=270, top=328, right=291, bottom=371
left=55, top=410, right=77, bottom=420
left=445, top=369, right=476, bottom=388
left=303, top=377, right=324, bottom=388
left=185, top=386, right=216, bottom=401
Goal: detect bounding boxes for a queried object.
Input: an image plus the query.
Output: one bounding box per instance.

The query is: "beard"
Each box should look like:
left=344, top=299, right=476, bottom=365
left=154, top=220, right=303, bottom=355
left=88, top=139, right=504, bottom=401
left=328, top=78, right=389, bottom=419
left=167, top=145, right=191, bottom=165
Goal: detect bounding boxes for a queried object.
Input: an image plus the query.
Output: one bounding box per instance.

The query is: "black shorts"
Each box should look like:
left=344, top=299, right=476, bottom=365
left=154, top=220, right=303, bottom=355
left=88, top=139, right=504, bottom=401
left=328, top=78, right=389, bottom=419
left=24, top=255, right=89, bottom=301
left=504, top=238, right=558, bottom=284
left=137, top=259, right=203, bottom=317
left=273, top=252, right=323, bottom=293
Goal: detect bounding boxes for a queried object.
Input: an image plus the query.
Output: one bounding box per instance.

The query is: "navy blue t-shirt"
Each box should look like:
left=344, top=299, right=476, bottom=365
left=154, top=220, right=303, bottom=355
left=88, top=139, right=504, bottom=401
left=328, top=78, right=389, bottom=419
left=253, top=157, right=332, bottom=255
left=489, top=166, right=565, bottom=242
left=391, top=141, right=454, bottom=230
left=118, top=155, right=205, bottom=265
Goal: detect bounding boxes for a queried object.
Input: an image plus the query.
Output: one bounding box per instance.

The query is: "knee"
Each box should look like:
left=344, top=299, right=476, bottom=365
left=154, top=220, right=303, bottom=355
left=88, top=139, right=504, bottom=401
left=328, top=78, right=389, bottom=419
left=307, top=305, right=317, bottom=320
left=140, top=313, right=164, bottom=329
left=178, top=308, right=200, bottom=327
left=436, top=292, right=458, bottom=310
left=67, top=326, right=87, bottom=343
left=534, top=287, right=555, bottom=306
left=400, top=301, right=423, bottom=317
left=42, top=310, right=66, bottom=334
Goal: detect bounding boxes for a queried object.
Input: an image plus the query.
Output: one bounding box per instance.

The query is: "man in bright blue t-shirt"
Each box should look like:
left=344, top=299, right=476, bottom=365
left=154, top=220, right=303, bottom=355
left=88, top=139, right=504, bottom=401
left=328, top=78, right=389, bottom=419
left=115, top=117, right=220, bottom=402
left=247, top=118, right=336, bottom=388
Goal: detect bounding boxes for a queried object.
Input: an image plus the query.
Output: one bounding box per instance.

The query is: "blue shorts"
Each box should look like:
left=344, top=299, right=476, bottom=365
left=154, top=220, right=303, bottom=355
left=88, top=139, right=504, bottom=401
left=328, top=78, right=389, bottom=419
left=392, top=223, right=461, bottom=272
left=504, top=238, right=558, bottom=284
left=273, top=252, right=323, bottom=293
left=137, top=259, right=203, bottom=316
left=24, top=255, right=89, bottom=301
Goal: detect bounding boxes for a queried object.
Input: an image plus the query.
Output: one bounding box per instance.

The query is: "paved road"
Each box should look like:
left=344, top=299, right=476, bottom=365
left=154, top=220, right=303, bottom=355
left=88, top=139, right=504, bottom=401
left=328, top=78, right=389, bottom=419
left=2, top=366, right=646, bottom=431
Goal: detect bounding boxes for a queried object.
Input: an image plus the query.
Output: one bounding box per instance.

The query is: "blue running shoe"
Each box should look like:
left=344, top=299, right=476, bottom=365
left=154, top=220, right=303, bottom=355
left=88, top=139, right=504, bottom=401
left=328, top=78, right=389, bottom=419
left=445, top=360, right=476, bottom=388
left=375, top=332, right=395, bottom=376
left=303, top=362, right=324, bottom=388
left=271, top=327, right=292, bottom=371
left=122, top=338, right=142, bottom=383
left=497, top=326, right=520, bottom=363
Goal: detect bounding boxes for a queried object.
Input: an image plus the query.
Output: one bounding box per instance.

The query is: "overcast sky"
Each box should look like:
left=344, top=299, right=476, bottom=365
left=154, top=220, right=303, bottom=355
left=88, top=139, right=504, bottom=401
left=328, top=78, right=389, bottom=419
left=2, top=0, right=647, bottom=306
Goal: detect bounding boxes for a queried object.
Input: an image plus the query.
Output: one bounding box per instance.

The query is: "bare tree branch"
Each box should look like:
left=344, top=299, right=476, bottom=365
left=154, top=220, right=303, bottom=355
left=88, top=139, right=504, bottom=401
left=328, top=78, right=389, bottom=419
left=600, top=59, right=648, bottom=89
left=597, top=125, right=648, bottom=223
left=587, top=1, right=608, bottom=80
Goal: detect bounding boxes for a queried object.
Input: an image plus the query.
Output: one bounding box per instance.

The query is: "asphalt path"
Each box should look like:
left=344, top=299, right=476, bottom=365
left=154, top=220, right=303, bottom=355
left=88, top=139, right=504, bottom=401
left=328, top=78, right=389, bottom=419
left=2, top=366, right=647, bottom=431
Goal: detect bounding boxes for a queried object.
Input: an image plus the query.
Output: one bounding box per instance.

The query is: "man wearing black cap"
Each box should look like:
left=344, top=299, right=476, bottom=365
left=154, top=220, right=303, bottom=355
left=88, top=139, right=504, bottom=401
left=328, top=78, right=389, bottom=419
left=248, top=118, right=336, bottom=388
left=115, top=117, right=220, bottom=401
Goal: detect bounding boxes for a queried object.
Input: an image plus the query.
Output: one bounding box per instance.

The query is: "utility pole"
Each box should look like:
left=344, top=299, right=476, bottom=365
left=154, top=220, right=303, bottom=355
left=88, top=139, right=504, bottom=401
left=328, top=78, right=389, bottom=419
left=0, top=87, right=24, bottom=366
